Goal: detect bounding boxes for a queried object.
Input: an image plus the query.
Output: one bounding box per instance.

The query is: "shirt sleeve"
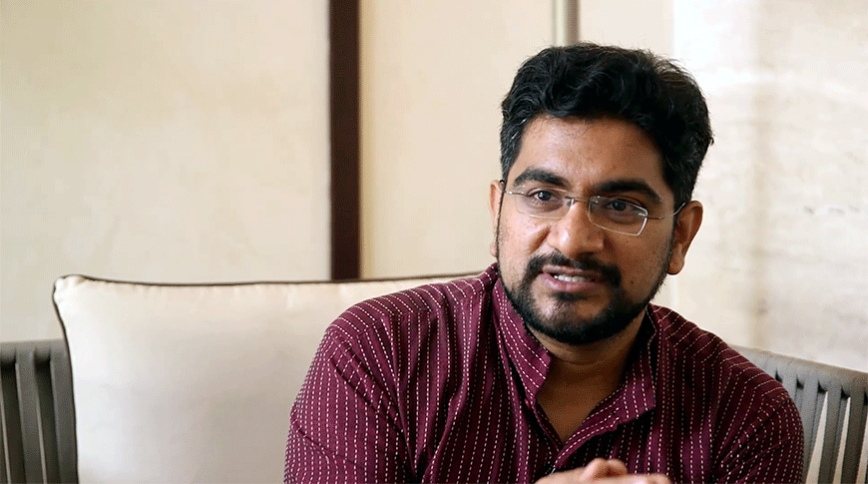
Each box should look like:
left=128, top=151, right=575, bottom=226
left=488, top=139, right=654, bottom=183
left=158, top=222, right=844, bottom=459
left=284, top=322, right=410, bottom=484
left=714, top=391, right=804, bottom=484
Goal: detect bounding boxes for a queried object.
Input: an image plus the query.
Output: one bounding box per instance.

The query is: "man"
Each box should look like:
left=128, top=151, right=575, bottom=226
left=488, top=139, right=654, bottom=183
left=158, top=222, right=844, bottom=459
left=284, top=43, right=803, bottom=484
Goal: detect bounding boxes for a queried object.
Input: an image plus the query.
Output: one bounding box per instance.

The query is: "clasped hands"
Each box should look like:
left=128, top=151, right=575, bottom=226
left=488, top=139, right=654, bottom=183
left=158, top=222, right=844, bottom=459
left=535, top=458, right=670, bottom=484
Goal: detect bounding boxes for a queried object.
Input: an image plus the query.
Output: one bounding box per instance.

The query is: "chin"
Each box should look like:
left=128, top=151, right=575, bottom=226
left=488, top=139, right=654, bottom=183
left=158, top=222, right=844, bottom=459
left=510, top=283, right=649, bottom=346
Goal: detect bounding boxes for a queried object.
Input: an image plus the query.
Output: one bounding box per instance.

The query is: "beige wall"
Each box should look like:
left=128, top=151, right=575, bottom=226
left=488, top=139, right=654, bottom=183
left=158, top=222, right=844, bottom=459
left=671, top=0, right=868, bottom=371
left=580, top=0, right=673, bottom=55
left=1, top=0, right=329, bottom=341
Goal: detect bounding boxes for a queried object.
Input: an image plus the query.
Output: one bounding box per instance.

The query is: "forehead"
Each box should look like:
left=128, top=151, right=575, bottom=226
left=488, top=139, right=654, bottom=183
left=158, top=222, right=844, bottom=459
left=508, top=116, right=670, bottom=199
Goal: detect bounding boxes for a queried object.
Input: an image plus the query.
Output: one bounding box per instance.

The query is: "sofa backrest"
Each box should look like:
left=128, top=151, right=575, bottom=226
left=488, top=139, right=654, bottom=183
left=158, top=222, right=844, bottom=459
left=51, top=273, right=470, bottom=484
left=0, top=339, right=77, bottom=484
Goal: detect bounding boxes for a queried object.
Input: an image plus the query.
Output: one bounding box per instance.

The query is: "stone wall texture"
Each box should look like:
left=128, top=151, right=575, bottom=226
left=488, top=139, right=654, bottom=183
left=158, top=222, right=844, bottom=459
left=672, top=0, right=867, bottom=371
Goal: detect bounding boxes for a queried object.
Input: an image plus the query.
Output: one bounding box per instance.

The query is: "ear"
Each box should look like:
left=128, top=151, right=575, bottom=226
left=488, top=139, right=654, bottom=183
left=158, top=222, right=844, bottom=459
left=489, top=180, right=503, bottom=258
left=667, top=201, right=703, bottom=275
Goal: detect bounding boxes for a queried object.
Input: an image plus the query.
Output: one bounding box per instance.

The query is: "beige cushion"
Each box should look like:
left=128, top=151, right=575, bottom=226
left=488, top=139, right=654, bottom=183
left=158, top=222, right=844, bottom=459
left=53, top=273, right=465, bottom=483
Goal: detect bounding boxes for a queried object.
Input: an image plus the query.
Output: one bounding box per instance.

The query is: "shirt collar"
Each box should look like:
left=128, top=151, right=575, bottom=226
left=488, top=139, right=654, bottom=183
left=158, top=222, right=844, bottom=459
left=491, top=271, right=551, bottom=401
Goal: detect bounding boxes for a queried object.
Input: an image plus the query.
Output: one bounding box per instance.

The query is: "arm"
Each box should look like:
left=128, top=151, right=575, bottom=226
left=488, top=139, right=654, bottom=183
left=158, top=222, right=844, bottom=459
left=284, top=325, right=410, bottom=484
left=714, top=393, right=804, bottom=484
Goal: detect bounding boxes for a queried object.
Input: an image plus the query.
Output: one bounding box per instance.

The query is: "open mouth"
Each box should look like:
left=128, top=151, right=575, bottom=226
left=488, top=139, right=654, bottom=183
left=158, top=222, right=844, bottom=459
left=543, top=264, right=606, bottom=285
left=551, top=273, right=597, bottom=283
left=520, top=254, right=620, bottom=292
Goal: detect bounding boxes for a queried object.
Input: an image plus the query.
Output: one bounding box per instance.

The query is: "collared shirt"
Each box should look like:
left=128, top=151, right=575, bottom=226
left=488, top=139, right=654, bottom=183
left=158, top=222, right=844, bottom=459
left=284, top=264, right=803, bottom=484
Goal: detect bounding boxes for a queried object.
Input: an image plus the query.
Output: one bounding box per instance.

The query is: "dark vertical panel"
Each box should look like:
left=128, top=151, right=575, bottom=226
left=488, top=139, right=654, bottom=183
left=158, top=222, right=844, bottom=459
left=35, top=358, right=60, bottom=483
left=15, top=349, right=45, bottom=483
left=50, top=343, right=79, bottom=484
left=1, top=358, right=25, bottom=483
left=329, top=0, right=361, bottom=280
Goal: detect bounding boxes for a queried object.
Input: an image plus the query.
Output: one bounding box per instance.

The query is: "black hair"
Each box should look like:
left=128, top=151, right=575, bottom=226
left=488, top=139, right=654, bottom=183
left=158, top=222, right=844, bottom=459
left=500, top=43, right=713, bottom=208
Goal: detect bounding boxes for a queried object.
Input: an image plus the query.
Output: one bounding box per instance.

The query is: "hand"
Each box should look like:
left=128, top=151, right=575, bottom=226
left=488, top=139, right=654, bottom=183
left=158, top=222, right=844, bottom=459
left=534, top=458, right=671, bottom=484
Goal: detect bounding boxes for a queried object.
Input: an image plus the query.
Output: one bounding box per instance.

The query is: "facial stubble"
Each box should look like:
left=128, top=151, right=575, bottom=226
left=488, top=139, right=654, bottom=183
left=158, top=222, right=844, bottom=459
left=494, top=205, right=674, bottom=346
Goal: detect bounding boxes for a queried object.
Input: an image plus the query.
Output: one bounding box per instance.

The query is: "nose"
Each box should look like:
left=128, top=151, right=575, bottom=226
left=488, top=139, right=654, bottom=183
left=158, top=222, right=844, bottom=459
left=546, top=201, right=606, bottom=259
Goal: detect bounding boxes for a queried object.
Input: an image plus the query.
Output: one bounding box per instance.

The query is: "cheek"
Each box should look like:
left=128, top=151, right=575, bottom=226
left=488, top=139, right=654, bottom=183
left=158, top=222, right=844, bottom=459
left=615, top=238, right=671, bottom=287
left=497, top=217, right=549, bottom=281
left=499, top=216, right=549, bottom=258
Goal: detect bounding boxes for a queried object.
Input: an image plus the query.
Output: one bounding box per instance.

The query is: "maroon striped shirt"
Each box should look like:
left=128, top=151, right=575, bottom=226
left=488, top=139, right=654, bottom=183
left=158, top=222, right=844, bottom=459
left=285, top=264, right=803, bottom=483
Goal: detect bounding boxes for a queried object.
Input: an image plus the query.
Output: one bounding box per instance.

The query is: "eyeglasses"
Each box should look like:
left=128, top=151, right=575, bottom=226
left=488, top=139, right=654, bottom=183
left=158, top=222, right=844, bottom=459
left=501, top=181, right=683, bottom=236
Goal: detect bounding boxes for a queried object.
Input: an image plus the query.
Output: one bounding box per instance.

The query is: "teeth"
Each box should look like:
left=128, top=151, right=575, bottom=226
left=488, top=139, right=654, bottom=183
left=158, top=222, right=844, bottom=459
left=553, top=274, right=592, bottom=283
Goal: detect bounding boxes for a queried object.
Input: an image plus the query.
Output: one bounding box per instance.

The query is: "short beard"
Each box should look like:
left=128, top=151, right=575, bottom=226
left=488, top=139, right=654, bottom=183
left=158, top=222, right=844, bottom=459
left=495, top=207, right=672, bottom=346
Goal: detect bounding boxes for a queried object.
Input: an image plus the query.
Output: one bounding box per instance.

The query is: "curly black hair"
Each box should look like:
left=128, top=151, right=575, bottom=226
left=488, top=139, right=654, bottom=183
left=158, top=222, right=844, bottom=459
left=500, top=43, right=714, bottom=208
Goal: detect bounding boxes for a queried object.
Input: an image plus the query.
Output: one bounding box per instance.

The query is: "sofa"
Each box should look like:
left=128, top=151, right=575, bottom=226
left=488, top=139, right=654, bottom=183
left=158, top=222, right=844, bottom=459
left=2, top=273, right=867, bottom=483
left=3, top=272, right=462, bottom=483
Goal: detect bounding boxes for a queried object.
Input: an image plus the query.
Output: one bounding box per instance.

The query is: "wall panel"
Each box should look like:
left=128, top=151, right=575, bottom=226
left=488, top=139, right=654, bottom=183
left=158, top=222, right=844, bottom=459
left=360, top=0, right=552, bottom=278
left=1, top=0, right=330, bottom=341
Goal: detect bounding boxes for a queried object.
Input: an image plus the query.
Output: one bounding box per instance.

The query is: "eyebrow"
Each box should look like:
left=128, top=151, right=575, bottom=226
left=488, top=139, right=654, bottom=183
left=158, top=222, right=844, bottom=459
left=595, top=179, right=664, bottom=205
left=511, top=168, right=569, bottom=188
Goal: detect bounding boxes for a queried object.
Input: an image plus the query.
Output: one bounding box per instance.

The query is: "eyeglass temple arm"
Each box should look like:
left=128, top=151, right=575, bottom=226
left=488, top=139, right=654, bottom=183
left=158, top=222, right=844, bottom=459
left=647, top=202, right=688, bottom=220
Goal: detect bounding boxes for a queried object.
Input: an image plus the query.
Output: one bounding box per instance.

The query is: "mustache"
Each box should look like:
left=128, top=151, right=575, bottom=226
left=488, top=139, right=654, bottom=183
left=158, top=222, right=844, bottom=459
left=524, top=253, right=621, bottom=286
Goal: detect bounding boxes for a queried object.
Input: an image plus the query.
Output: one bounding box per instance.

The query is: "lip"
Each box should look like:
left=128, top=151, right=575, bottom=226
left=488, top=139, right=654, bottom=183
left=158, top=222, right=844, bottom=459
left=539, top=265, right=609, bottom=294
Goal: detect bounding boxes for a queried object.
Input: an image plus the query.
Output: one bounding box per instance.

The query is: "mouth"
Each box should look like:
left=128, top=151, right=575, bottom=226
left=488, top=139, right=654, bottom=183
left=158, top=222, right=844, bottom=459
left=551, top=273, right=597, bottom=283
left=543, top=265, right=605, bottom=284
left=540, top=269, right=609, bottom=301
left=516, top=253, right=621, bottom=299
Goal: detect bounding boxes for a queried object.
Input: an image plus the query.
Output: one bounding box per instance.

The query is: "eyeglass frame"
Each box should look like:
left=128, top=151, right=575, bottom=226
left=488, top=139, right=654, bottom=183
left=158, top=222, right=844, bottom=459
left=499, top=180, right=685, bottom=236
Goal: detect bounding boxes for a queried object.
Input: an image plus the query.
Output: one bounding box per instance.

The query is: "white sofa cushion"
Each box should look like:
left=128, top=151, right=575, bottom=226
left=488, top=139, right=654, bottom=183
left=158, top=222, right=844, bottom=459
left=53, top=273, right=465, bottom=484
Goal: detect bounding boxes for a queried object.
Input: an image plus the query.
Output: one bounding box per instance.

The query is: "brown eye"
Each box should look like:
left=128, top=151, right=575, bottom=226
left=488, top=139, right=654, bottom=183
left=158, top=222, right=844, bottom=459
left=599, top=198, right=642, bottom=213
left=607, top=199, right=628, bottom=211
left=532, top=190, right=555, bottom=202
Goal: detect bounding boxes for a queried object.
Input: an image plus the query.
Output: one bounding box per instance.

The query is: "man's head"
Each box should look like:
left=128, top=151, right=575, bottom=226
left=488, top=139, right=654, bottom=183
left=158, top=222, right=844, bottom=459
left=490, top=43, right=712, bottom=347
left=500, top=43, right=712, bottom=210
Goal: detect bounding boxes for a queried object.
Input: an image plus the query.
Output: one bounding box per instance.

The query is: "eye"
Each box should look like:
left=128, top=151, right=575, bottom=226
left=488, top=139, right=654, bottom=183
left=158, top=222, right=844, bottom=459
left=592, top=197, right=648, bottom=225
left=605, top=199, right=628, bottom=212
left=524, top=189, right=563, bottom=206
left=600, top=197, right=642, bottom=213
left=530, top=189, right=556, bottom=202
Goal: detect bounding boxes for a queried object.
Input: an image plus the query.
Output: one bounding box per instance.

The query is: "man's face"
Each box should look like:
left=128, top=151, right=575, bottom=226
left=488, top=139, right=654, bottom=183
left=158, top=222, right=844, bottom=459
left=489, top=116, right=701, bottom=346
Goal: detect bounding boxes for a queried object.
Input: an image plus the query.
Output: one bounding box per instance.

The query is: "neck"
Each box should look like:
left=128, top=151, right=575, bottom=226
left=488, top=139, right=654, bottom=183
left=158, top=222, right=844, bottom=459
left=529, top=312, right=646, bottom=442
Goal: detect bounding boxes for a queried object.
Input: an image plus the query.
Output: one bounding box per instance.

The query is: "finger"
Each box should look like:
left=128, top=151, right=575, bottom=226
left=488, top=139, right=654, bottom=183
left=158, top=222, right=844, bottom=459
left=603, top=459, right=628, bottom=476
left=580, top=458, right=611, bottom=479
left=534, top=462, right=627, bottom=484
left=644, top=473, right=671, bottom=484
left=610, top=473, right=671, bottom=484
left=534, top=470, right=671, bottom=484
left=533, top=464, right=595, bottom=484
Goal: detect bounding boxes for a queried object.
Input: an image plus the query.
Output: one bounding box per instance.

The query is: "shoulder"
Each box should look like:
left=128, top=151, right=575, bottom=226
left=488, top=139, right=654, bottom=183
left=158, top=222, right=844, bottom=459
left=648, top=307, right=805, bottom=480
left=649, top=305, right=796, bottom=413
left=325, top=268, right=497, bottom=348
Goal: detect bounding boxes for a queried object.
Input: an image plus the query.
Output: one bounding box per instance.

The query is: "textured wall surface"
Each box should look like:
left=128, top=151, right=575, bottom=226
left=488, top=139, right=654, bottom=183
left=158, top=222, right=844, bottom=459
left=672, top=0, right=868, bottom=370
left=1, top=1, right=329, bottom=341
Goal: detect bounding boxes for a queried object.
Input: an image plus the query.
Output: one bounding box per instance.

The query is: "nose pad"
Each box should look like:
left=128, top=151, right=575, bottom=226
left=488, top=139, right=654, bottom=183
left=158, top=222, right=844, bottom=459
left=547, top=201, right=606, bottom=258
